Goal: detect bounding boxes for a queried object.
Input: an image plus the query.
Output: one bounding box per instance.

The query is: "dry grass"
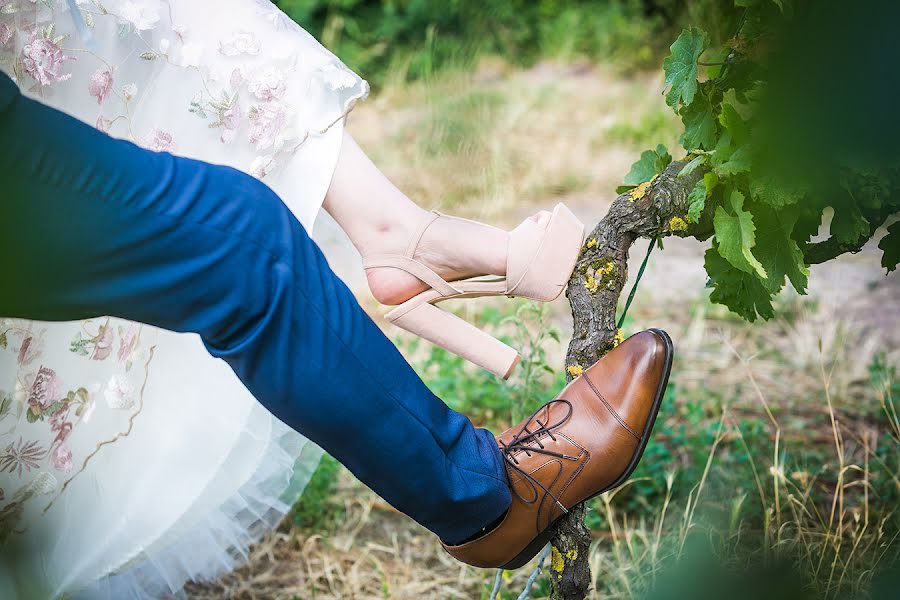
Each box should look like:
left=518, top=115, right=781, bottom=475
left=348, top=59, right=679, bottom=226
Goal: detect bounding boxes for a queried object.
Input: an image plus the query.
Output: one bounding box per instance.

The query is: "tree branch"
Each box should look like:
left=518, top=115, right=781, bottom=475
left=802, top=211, right=891, bottom=265
left=549, top=160, right=707, bottom=599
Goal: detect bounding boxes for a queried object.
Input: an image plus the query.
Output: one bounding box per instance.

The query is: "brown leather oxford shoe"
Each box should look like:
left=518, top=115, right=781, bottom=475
left=442, top=328, right=673, bottom=569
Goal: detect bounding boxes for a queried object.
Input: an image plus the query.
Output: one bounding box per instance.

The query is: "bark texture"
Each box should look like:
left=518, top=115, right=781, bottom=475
left=549, top=160, right=708, bottom=599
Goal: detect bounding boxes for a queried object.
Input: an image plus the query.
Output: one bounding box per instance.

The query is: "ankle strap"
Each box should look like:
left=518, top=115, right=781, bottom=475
left=363, top=254, right=463, bottom=296
left=405, top=210, right=443, bottom=258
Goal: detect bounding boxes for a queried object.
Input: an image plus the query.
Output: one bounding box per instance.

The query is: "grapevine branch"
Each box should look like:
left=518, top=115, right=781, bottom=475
left=549, top=159, right=708, bottom=599
left=803, top=209, right=893, bottom=265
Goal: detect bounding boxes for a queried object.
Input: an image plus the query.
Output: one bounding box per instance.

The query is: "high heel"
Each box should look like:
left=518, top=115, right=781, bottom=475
left=363, top=203, right=585, bottom=379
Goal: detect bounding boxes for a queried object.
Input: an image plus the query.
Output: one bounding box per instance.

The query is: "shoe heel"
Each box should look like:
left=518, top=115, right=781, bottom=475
left=388, top=301, right=521, bottom=379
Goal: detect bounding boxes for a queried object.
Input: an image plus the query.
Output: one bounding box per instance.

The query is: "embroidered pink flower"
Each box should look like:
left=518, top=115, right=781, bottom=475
left=218, top=30, right=261, bottom=56
left=141, top=127, right=177, bottom=153
left=21, top=33, right=75, bottom=86
left=27, top=367, right=59, bottom=410
left=247, top=68, right=286, bottom=101
left=91, top=325, right=114, bottom=361
left=121, top=82, right=138, bottom=102
left=89, top=69, right=114, bottom=105
left=51, top=444, right=73, bottom=473
left=248, top=102, right=286, bottom=151
left=250, top=155, right=276, bottom=179
left=17, top=335, right=32, bottom=366
left=104, top=374, right=135, bottom=410
left=49, top=408, right=72, bottom=445
left=118, top=323, right=139, bottom=362
left=229, top=68, right=244, bottom=90
left=0, top=23, right=12, bottom=48
left=220, top=100, right=242, bottom=144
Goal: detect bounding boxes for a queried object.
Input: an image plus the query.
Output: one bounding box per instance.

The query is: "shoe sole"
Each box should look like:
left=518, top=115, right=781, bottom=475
left=499, top=328, right=674, bottom=570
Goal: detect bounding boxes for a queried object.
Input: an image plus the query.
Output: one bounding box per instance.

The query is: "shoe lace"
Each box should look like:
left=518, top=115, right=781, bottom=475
left=498, top=399, right=579, bottom=514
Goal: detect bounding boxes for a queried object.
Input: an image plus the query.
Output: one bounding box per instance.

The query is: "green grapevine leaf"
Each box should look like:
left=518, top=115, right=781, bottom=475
left=687, top=171, right=718, bottom=223
left=714, top=190, right=768, bottom=278
left=678, top=154, right=707, bottom=178
left=750, top=176, right=803, bottom=208
left=623, top=144, right=671, bottom=185
left=663, top=28, right=708, bottom=109
left=749, top=203, right=809, bottom=294
left=720, top=104, right=750, bottom=146
left=718, top=145, right=752, bottom=175
left=705, top=247, right=775, bottom=322
left=878, top=220, right=900, bottom=272
left=680, top=93, right=717, bottom=151
left=792, top=207, right=823, bottom=244
left=830, top=201, right=869, bottom=245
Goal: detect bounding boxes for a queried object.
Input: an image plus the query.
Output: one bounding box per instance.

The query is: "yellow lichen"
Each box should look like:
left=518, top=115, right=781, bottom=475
left=551, top=546, right=565, bottom=573
left=584, top=274, right=600, bottom=293
left=596, top=261, right=615, bottom=280
left=630, top=180, right=652, bottom=201
left=566, top=549, right=579, bottom=561
left=585, top=238, right=597, bottom=249
left=668, top=215, right=688, bottom=232
left=613, top=328, right=625, bottom=347
left=567, top=365, right=584, bottom=377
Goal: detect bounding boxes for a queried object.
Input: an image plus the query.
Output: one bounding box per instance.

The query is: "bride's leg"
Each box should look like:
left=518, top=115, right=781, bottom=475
left=324, top=132, right=524, bottom=305
left=0, top=74, right=510, bottom=545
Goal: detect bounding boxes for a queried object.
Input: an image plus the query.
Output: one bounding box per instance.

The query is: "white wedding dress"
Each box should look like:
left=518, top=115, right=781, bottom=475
left=0, top=1, right=368, bottom=598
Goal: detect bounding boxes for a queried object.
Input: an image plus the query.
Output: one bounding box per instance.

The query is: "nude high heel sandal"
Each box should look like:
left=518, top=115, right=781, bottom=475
left=364, top=203, right=585, bottom=379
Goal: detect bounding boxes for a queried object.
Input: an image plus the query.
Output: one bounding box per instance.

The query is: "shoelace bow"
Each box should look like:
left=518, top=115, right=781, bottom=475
left=499, top=399, right=579, bottom=514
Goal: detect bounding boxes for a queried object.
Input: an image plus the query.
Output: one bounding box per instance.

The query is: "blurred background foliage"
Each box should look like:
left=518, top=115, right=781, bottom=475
left=274, top=0, right=740, bottom=87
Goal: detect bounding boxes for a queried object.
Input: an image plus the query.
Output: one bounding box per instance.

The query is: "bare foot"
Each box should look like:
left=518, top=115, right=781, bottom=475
left=364, top=210, right=552, bottom=305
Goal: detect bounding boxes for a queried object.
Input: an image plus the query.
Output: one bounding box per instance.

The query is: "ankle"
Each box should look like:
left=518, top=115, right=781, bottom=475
left=356, top=202, right=429, bottom=258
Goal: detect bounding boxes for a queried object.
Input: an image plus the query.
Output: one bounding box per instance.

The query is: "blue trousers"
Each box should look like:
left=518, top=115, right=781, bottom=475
left=0, top=72, right=509, bottom=543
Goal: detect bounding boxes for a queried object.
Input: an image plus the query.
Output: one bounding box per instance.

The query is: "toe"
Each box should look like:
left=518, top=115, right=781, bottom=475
left=528, top=210, right=553, bottom=228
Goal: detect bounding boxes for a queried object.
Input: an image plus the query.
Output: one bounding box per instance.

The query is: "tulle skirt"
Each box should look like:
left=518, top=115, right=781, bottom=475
left=0, top=1, right=368, bottom=597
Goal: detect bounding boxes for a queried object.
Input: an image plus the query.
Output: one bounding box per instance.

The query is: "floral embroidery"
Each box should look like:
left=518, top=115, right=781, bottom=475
left=0, top=23, right=12, bottom=48
left=141, top=127, right=177, bottom=152
left=70, top=322, right=114, bottom=360
left=0, top=472, right=57, bottom=543
left=26, top=367, right=60, bottom=420
left=17, top=335, right=32, bottom=366
left=247, top=67, right=286, bottom=101
left=248, top=102, right=287, bottom=151
left=220, top=99, right=242, bottom=144
left=249, top=154, right=276, bottom=179
left=51, top=444, right=73, bottom=473
left=0, top=437, right=46, bottom=477
left=104, top=374, right=135, bottom=410
left=118, top=0, right=161, bottom=31
left=218, top=30, right=260, bottom=56
left=21, top=30, right=75, bottom=86
left=121, top=82, right=138, bottom=101
left=89, top=69, right=113, bottom=104
left=117, top=323, right=140, bottom=367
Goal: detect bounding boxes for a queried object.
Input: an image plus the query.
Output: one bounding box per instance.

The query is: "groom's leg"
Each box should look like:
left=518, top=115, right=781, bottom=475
left=0, top=73, right=509, bottom=543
